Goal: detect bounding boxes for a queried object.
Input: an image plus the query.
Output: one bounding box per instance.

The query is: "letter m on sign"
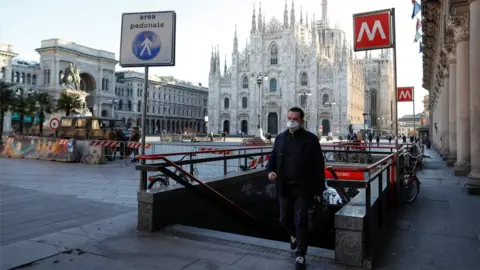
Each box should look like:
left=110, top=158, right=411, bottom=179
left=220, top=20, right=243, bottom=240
left=353, top=9, right=393, bottom=51
left=398, top=87, right=414, bottom=102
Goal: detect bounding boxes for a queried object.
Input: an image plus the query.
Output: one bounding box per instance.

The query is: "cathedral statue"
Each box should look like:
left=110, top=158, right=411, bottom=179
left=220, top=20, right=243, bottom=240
left=61, top=63, right=82, bottom=90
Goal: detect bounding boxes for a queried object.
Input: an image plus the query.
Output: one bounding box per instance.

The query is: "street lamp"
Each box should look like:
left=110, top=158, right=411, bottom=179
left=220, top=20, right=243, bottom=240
left=251, top=72, right=268, bottom=136
left=324, top=101, right=336, bottom=135
left=160, top=104, right=170, bottom=133
left=111, top=99, right=118, bottom=118
left=362, top=112, right=370, bottom=140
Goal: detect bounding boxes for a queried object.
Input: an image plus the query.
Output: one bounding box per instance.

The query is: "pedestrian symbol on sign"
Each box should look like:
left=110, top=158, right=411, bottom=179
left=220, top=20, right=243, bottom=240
left=132, top=31, right=161, bottom=60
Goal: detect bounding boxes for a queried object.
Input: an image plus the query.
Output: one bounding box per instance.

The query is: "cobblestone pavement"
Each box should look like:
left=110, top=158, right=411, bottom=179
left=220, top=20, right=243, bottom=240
left=2, top=142, right=466, bottom=270
left=375, top=148, right=480, bottom=269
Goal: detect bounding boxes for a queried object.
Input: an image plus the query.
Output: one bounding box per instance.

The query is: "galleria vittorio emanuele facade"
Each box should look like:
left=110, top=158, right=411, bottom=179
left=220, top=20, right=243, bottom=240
left=421, top=0, right=479, bottom=184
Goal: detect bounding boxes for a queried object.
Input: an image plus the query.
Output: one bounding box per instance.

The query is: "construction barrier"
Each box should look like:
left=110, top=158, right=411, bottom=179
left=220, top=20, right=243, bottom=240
left=1, top=136, right=76, bottom=162
left=198, top=147, right=232, bottom=155
left=81, top=140, right=153, bottom=165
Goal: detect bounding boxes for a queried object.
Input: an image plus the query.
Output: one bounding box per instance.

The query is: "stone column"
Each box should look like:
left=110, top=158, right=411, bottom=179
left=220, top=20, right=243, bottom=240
left=446, top=46, right=457, bottom=166
left=432, top=102, right=439, bottom=150
left=450, top=14, right=471, bottom=176
left=467, top=0, right=480, bottom=183
left=441, top=80, right=450, bottom=159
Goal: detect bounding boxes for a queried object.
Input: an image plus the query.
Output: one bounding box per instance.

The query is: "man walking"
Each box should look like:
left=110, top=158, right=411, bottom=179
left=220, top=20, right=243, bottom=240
left=266, top=107, right=325, bottom=270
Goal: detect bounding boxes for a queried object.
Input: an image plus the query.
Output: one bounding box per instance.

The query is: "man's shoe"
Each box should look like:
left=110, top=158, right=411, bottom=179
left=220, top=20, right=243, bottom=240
left=295, top=256, right=306, bottom=270
left=290, top=236, right=297, bottom=250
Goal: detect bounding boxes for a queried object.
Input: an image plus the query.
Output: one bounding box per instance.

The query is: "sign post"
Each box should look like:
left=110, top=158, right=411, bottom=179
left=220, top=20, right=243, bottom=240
left=398, top=87, right=415, bottom=136
left=353, top=8, right=398, bottom=199
left=120, top=11, right=176, bottom=189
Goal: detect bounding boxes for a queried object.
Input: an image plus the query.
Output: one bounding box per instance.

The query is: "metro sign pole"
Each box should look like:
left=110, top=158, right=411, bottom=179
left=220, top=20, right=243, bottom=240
left=353, top=8, right=396, bottom=138
left=353, top=8, right=399, bottom=199
left=398, top=87, right=415, bottom=136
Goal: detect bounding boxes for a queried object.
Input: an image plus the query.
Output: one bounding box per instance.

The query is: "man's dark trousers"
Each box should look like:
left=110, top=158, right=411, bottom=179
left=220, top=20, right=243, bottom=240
left=279, top=184, right=309, bottom=257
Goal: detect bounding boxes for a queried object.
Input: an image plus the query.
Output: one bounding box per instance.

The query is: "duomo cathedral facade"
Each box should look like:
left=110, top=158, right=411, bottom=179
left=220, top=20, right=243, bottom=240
left=208, top=0, right=394, bottom=136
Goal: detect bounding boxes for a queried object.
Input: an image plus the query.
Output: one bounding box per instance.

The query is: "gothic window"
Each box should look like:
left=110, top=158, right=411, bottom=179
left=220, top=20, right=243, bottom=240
left=128, top=100, right=132, bottom=111
left=119, top=100, right=123, bottom=110
left=224, top=97, right=230, bottom=109
left=269, top=78, right=277, bottom=92
left=270, top=44, right=278, bottom=65
left=300, top=72, right=308, bottom=86
left=27, top=74, right=31, bottom=84
left=137, top=101, right=141, bottom=112
left=322, top=94, right=329, bottom=105
left=242, top=76, right=248, bottom=89
left=300, top=95, right=307, bottom=107
left=21, top=73, right=25, bottom=84
left=242, top=97, right=248, bottom=108
left=32, top=75, right=36, bottom=85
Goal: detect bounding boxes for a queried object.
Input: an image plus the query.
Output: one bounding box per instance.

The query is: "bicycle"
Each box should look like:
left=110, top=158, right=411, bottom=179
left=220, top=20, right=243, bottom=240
left=147, top=155, right=199, bottom=190
left=400, top=153, right=422, bottom=203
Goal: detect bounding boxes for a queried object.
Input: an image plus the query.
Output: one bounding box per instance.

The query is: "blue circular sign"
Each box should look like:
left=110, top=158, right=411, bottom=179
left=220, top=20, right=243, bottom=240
left=132, top=31, right=161, bottom=61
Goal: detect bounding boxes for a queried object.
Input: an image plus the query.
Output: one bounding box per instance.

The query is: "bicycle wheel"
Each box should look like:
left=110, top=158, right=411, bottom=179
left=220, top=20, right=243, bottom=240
left=147, top=175, right=170, bottom=189
left=400, top=173, right=420, bottom=203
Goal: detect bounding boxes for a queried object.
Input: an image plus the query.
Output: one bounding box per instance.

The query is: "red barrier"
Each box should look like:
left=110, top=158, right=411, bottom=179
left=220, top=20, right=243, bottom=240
left=325, top=169, right=367, bottom=181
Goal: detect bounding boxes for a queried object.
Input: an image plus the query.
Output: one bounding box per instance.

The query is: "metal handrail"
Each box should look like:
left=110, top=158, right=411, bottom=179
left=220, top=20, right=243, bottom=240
left=144, top=155, right=256, bottom=221
left=136, top=146, right=272, bottom=160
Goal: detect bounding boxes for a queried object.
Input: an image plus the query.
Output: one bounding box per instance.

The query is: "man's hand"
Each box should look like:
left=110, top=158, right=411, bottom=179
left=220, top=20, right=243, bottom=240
left=268, top=172, right=277, bottom=181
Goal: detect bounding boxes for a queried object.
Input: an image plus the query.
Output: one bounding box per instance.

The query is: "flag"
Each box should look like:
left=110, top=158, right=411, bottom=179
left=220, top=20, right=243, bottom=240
left=414, top=31, right=422, bottom=42
left=419, top=42, right=423, bottom=53
left=416, top=18, right=421, bottom=30
left=411, top=0, right=421, bottom=19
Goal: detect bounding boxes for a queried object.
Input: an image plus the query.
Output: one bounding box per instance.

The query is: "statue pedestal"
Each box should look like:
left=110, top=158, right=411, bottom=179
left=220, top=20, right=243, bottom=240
left=63, top=89, right=91, bottom=117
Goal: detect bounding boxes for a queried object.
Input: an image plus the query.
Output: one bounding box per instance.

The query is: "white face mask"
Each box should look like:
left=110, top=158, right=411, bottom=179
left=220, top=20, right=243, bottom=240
left=286, top=120, right=300, bottom=132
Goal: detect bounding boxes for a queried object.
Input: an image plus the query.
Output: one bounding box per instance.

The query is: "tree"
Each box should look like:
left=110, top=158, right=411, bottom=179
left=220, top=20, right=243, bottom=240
left=0, top=80, right=16, bottom=139
left=32, top=92, right=55, bottom=136
left=10, top=93, right=31, bottom=134
left=56, top=92, right=83, bottom=116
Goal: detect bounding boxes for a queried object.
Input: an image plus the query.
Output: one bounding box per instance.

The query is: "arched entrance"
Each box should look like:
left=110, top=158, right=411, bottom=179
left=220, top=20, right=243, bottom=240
left=101, top=110, right=108, bottom=117
left=322, top=119, right=330, bottom=136
left=80, top=73, right=96, bottom=113
left=241, top=120, right=248, bottom=134
left=267, top=113, right=278, bottom=135
left=223, top=120, right=230, bottom=133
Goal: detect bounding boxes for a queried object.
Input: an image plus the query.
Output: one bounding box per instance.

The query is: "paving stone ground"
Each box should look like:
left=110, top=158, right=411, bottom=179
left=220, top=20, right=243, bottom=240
left=1, top=145, right=479, bottom=269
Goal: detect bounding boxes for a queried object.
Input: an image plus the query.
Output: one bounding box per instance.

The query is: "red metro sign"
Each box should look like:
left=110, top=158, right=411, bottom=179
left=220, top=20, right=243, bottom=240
left=353, top=9, right=393, bottom=51
left=398, top=87, right=414, bottom=102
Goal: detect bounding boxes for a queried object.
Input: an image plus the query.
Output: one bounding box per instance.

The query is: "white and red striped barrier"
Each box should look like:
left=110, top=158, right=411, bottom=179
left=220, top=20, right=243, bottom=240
left=127, top=142, right=152, bottom=149
left=89, top=140, right=121, bottom=147
left=198, top=147, right=233, bottom=155
left=88, top=140, right=151, bottom=149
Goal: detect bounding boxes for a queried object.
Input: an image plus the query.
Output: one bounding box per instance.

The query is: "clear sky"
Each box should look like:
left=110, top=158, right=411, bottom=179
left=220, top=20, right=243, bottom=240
left=0, top=0, right=426, bottom=118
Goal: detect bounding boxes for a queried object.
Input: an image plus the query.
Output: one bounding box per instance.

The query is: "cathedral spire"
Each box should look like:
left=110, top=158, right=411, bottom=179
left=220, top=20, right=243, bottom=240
left=311, top=14, right=317, bottom=49
left=263, top=13, right=266, bottom=32
left=251, top=3, right=256, bottom=33
left=290, top=0, right=295, bottom=28
left=306, top=12, right=309, bottom=28
left=284, top=0, right=289, bottom=29
left=215, top=45, right=220, bottom=74
left=300, top=6, right=303, bottom=24
left=224, top=55, right=227, bottom=75
left=322, top=0, right=328, bottom=27
left=210, top=46, right=214, bottom=74
left=258, top=2, right=262, bottom=33
left=233, top=25, right=238, bottom=52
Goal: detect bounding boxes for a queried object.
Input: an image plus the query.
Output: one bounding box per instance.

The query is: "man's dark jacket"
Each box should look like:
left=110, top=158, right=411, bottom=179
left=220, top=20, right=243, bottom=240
left=266, top=129, right=325, bottom=199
